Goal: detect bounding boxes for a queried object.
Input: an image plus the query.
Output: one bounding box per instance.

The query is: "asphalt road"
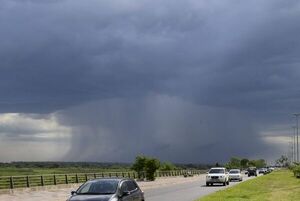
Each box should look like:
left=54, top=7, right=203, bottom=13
left=144, top=173, right=255, bottom=201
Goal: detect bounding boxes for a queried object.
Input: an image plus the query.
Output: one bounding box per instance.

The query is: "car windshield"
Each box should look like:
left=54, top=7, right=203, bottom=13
left=209, top=169, right=225, bottom=174
left=229, top=170, right=240, bottom=174
left=77, top=180, right=118, bottom=195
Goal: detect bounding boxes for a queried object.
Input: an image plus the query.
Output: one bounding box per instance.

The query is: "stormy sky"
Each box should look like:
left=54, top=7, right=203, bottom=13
left=1, top=0, right=300, bottom=163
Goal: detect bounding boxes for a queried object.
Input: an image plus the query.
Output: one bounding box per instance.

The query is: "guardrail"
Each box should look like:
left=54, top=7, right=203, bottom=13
left=0, top=170, right=203, bottom=190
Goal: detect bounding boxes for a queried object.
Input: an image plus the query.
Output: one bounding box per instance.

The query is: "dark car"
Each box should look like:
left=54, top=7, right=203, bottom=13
left=247, top=167, right=257, bottom=177
left=67, top=178, right=145, bottom=201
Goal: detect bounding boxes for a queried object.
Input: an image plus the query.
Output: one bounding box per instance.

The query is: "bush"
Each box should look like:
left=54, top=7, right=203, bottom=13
left=132, top=155, right=160, bottom=181
left=145, top=158, right=160, bottom=181
left=292, top=165, right=300, bottom=178
left=132, top=156, right=147, bottom=179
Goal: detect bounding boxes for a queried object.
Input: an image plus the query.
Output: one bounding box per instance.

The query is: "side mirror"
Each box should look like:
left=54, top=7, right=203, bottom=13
left=120, top=190, right=130, bottom=197
left=71, top=191, right=76, bottom=195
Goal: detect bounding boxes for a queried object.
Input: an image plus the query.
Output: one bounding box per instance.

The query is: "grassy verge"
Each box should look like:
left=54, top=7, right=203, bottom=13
left=196, top=170, right=300, bottom=201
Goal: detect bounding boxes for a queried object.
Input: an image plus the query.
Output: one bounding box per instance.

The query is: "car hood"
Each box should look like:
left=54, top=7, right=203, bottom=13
left=229, top=174, right=241, bottom=176
left=69, top=194, right=113, bottom=201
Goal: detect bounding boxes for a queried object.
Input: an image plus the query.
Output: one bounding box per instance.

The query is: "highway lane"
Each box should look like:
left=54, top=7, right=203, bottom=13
left=0, top=173, right=258, bottom=201
left=144, top=173, right=256, bottom=201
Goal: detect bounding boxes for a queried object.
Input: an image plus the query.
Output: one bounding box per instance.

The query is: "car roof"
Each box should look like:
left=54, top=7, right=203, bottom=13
left=211, top=167, right=225, bottom=169
left=88, top=177, right=131, bottom=182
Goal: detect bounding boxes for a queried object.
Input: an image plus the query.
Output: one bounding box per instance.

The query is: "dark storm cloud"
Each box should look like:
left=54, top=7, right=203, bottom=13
left=56, top=95, right=264, bottom=163
left=1, top=0, right=300, bottom=162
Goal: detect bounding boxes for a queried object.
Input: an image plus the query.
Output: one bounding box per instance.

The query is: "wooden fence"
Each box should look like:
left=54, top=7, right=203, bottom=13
left=0, top=170, right=203, bottom=190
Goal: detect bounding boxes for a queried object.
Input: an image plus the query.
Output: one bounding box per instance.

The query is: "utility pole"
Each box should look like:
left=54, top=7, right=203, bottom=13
left=293, top=113, right=300, bottom=162
left=293, top=126, right=296, bottom=163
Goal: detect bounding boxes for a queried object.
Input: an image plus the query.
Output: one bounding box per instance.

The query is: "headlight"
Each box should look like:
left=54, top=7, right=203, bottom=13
left=206, top=175, right=210, bottom=178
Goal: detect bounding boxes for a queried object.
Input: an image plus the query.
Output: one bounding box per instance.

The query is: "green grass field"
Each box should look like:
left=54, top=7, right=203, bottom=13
left=0, top=167, right=130, bottom=176
left=197, top=170, right=300, bottom=201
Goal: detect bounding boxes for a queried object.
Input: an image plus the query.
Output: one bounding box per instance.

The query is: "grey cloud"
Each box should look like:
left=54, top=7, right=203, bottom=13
left=56, top=95, right=273, bottom=163
left=1, top=0, right=299, bottom=113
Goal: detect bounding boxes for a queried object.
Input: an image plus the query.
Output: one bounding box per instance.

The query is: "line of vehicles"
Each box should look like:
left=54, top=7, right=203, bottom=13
left=205, top=166, right=275, bottom=186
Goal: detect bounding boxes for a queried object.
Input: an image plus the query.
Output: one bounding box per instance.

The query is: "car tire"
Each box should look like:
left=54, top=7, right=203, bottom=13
left=223, top=182, right=226, bottom=186
left=206, top=182, right=209, bottom=186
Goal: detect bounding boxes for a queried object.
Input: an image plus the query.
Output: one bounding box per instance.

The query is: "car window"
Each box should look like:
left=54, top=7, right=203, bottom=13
left=121, top=181, right=129, bottom=192
left=126, top=181, right=138, bottom=191
left=229, top=170, right=240, bottom=174
left=209, top=169, right=225, bottom=173
left=77, top=180, right=118, bottom=195
left=78, top=182, right=92, bottom=194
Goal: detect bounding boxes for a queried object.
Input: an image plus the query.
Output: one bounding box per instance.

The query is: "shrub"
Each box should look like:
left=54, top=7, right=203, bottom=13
left=132, top=155, right=160, bottom=181
left=292, top=165, right=300, bottom=178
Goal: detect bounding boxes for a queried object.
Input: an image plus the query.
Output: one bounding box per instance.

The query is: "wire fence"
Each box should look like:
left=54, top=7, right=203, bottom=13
left=0, top=170, right=203, bottom=190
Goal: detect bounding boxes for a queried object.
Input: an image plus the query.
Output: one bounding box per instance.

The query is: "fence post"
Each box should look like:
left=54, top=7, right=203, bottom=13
left=10, top=177, right=14, bottom=189
left=109, top=173, right=111, bottom=177
left=26, top=176, right=30, bottom=187
left=54, top=175, right=57, bottom=185
left=133, top=172, right=136, bottom=179
left=116, top=173, right=118, bottom=177
left=76, top=174, right=79, bottom=183
left=65, top=175, right=68, bottom=184
left=41, top=176, right=44, bottom=186
left=128, top=172, right=130, bottom=178
left=85, top=174, right=88, bottom=181
left=94, top=173, right=96, bottom=179
left=102, top=173, right=104, bottom=178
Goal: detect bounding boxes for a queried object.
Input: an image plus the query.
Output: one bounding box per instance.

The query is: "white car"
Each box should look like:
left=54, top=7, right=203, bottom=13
left=229, top=169, right=243, bottom=181
left=206, top=167, right=229, bottom=186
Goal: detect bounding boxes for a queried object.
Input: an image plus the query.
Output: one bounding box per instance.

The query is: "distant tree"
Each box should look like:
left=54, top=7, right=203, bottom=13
left=132, top=155, right=161, bottom=181
left=240, top=158, right=249, bottom=169
left=226, top=157, right=241, bottom=169
left=276, top=155, right=289, bottom=167
left=144, top=158, right=160, bottom=181
left=132, top=155, right=147, bottom=179
left=247, top=159, right=266, bottom=168
left=160, top=162, right=176, bottom=171
left=248, top=160, right=257, bottom=167
left=255, top=159, right=267, bottom=168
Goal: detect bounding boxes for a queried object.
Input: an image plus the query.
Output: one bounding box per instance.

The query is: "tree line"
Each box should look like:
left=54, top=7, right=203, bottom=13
left=225, top=157, right=267, bottom=169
